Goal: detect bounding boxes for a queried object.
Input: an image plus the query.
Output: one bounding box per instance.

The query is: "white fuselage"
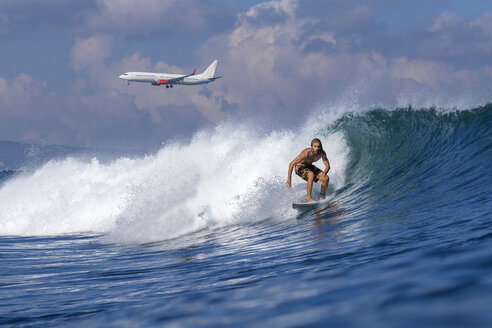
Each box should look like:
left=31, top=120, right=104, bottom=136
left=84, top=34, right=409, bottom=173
left=118, top=72, right=213, bottom=85
left=118, top=60, right=221, bottom=87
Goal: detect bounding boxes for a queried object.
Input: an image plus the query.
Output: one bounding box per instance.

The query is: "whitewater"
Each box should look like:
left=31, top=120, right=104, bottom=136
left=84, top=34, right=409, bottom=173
left=1, top=103, right=491, bottom=326
left=0, top=119, right=348, bottom=241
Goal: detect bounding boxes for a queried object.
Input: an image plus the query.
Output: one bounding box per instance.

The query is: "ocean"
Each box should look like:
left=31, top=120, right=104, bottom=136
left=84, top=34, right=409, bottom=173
left=1, top=104, right=491, bottom=327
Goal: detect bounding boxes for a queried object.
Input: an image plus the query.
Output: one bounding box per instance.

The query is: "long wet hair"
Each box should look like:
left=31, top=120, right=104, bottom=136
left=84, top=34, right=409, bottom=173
left=311, top=138, right=323, bottom=151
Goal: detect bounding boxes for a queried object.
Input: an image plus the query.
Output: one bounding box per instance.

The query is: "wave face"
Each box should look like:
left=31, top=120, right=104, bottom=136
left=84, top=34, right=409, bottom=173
left=0, top=104, right=491, bottom=244
left=328, top=105, right=492, bottom=222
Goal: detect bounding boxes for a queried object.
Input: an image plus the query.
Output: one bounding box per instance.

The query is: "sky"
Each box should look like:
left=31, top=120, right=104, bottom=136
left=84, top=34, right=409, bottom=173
left=0, top=0, right=491, bottom=149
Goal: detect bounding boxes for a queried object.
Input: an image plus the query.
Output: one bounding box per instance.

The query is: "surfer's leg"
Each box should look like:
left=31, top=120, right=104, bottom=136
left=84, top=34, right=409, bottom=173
left=307, top=171, right=315, bottom=202
left=318, top=173, right=329, bottom=200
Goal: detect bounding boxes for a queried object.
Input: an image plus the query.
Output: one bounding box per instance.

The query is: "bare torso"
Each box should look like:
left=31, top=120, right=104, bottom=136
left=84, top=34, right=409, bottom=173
left=296, top=148, right=326, bottom=166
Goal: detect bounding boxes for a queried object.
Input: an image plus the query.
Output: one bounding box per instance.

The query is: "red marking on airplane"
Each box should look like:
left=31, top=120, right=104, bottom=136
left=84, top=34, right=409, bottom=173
left=152, top=79, right=168, bottom=86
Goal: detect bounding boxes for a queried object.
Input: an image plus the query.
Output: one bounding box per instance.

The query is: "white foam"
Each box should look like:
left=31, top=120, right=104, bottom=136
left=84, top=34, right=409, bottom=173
left=0, top=118, right=349, bottom=243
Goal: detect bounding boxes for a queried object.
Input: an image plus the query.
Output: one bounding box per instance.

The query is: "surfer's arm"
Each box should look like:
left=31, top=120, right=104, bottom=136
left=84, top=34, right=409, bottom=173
left=286, top=151, right=308, bottom=188
left=322, top=154, right=330, bottom=175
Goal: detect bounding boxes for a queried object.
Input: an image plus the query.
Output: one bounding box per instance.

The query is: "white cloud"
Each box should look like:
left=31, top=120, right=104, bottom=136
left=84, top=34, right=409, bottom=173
left=390, top=57, right=450, bottom=89
left=199, top=1, right=385, bottom=115
left=5, top=0, right=492, bottom=147
left=197, top=0, right=492, bottom=116
left=70, top=34, right=113, bottom=71
left=0, top=73, right=67, bottom=143
left=0, top=74, right=46, bottom=116
left=244, top=0, right=296, bottom=19
left=430, top=11, right=465, bottom=32
left=472, top=11, right=492, bottom=33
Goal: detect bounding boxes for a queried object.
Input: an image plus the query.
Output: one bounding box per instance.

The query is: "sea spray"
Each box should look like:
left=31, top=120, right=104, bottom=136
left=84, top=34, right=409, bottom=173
left=107, top=123, right=348, bottom=243
left=0, top=120, right=349, bottom=242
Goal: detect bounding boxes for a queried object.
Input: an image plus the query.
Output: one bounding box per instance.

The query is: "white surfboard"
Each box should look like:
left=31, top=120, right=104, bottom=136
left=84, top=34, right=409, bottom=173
left=292, top=197, right=330, bottom=209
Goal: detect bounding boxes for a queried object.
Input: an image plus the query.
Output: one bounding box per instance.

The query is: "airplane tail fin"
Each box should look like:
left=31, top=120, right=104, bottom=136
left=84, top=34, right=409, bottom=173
left=202, top=60, right=218, bottom=78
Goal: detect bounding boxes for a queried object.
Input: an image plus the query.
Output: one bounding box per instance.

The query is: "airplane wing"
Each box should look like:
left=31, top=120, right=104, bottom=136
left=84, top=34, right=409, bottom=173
left=166, top=72, right=196, bottom=84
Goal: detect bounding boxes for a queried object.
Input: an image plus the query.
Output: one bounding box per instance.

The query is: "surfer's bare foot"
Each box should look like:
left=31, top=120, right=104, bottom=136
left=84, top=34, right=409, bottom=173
left=307, top=198, right=315, bottom=203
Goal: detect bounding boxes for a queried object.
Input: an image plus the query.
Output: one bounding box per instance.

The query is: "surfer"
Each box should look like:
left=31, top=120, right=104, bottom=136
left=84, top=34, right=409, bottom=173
left=286, top=138, right=330, bottom=202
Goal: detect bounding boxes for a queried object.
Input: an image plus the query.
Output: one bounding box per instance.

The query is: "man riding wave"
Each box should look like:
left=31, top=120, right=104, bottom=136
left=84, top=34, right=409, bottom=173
left=286, top=138, right=330, bottom=202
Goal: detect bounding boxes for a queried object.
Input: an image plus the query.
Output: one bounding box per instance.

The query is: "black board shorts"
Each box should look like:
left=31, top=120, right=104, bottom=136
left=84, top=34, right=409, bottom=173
left=295, top=164, right=322, bottom=182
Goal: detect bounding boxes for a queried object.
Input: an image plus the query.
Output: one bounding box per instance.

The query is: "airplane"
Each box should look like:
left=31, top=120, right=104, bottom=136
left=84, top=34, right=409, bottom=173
left=118, top=59, right=222, bottom=88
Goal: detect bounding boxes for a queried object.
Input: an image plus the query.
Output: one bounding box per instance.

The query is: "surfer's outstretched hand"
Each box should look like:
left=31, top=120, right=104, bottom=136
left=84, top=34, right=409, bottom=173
left=286, top=179, right=291, bottom=188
